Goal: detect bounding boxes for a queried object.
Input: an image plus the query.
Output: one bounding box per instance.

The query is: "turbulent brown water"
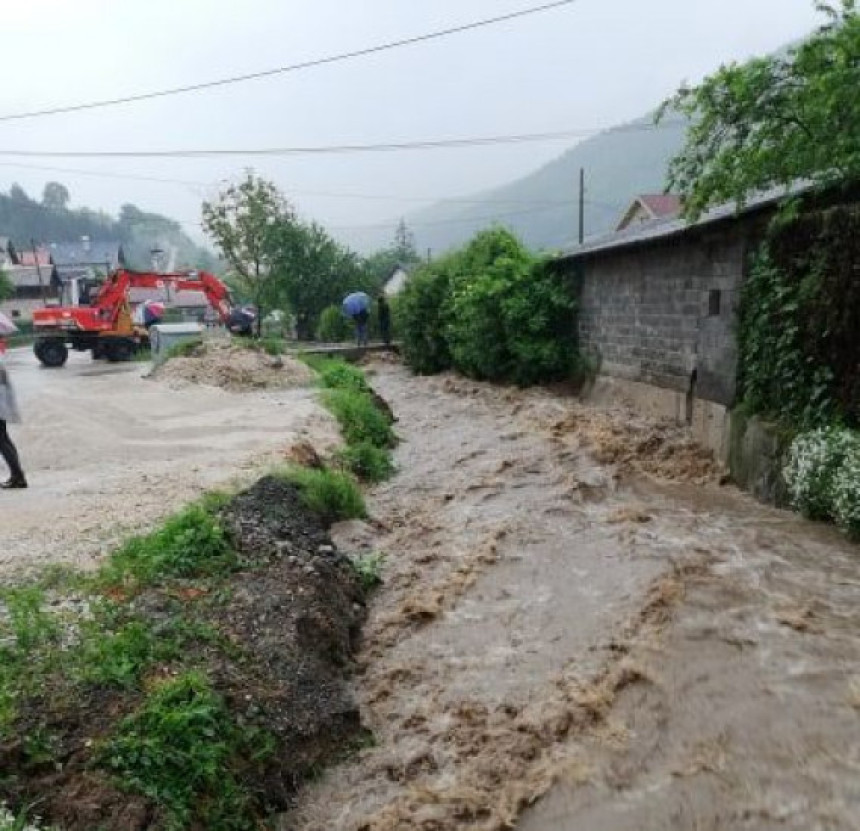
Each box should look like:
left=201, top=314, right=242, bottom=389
left=289, top=366, right=860, bottom=831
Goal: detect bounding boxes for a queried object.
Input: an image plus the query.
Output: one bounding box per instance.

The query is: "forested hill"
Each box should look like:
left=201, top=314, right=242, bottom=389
left=0, top=182, right=217, bottom=270
left=404, top=114, right=688, bottom=255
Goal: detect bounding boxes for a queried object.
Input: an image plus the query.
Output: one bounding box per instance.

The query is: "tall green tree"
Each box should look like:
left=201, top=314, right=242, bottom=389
left=362, top=218, right=422, bottom=290
left=42, top=182, right=70, bottom=211
left=660, top=1, right=860, bottom=218
left=201, top=173, right=295, bottom=332
left=268, top=220, right=368, bottom=339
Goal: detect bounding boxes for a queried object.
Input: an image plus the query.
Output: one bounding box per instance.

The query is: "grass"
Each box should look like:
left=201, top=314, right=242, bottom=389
left=335, top=441, right=395, bottom=483
left=322, top=388, right=395, bottom=449
left=316, top=359, right=370, bottom=394
left=0, top=492, right=271, bottom=828
left=301, top=358, right=398, bottom=484
left=98, top=672, right=266, bottom=830
left=166, top=338, right=204, bottom=360
left=236, top=335, right=285, bottom=356
left=276, top=466, right=367, bottom=522
left=95, top=503, right=237, bottom=592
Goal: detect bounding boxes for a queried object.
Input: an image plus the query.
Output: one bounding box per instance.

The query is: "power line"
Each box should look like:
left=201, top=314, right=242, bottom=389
left=0, top=0, right=580, bottom=124
left=0, top=161, right=209, bottom=189
left=329, top=197, right=620, bottom=232
left=0, top=120, right=686, bottom=159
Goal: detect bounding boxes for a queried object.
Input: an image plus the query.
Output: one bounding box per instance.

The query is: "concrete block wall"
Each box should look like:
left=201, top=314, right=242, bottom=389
left=576, top=226, right=748, bottom=407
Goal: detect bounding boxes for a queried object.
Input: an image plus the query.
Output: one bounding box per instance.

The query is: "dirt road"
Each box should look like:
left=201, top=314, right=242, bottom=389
left=292, top=365, right=860, bottom=831
left=0, top=348, right=337, bottom=578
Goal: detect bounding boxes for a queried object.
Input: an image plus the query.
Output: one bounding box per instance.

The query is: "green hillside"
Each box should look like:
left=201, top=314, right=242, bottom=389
left=0, top=183, right=218, bottom=271
left=407, top=115, right=688, bottom=255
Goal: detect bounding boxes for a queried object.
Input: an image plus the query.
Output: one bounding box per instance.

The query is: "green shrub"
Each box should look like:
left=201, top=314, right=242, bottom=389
left=444, top=229, right=574, bottom=385
left=317, top=359, right=370, bottom=394
left=397, top=229, right=575, bottom=384
left=278, top=466, right=366, bottom=522
left=99, top=672, right=259, bottom=829
left=99, top=504, right=236, bottom=590
left=316, top=305, right=352, bottom=342
left=336, top=441, right=395, bottom=483
left=322, top=388, right=395, bottom=449
left=397, top=261, right=453, bottom=374
left=783, top=427, right=860, bottom=523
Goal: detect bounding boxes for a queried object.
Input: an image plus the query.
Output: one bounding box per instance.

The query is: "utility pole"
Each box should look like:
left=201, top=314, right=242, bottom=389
left=578, top=168, right=585, bottom=246
left=31, top=238, right=46, bottom=305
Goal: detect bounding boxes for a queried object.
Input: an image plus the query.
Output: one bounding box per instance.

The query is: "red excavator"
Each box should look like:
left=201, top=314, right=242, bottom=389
left=31, top=269, right=249, bottom=367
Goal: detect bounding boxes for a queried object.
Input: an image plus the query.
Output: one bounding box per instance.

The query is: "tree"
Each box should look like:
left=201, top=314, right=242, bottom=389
left=42, top=182, right=70, bottom=211
left=8, top=184, right=29, bottom=204
left=660, top=1, right=860, bottom=218
left=201, top=173, right=295, bottom=333
left=393, top=218, right=418, bottom=263
left=267, top=220, right=369, bottom=339
left=0, top=270, right=13, bottom=302
left=363, top=219, right=423, bottom=290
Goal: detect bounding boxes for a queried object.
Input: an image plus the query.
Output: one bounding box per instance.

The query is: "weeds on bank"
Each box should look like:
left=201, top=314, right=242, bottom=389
left=96, top=504, right=236, bottom=592
left=335, top=441, right=395, bottom=483
left=276, top=466, right=367, bottom=522
left=235, top=335, right=285, bottom=356
left=99, top=672, right=266, bottom=830
left=322, top=389, right=395, bottom=449
left=351, top=552, right=385, bottom=592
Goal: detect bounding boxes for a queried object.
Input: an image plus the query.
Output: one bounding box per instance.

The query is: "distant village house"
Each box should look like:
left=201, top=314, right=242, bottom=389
left=616, top=193, right=681, bottom=232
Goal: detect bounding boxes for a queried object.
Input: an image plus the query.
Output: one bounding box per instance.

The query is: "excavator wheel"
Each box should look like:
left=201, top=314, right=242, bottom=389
left=34, top=338, right=69, bottom=368
left=104, top=338, right=136, bottom=363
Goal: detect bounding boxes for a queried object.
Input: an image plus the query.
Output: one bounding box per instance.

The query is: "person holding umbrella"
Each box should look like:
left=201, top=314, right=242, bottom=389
left=0, top=313, right=27, bottom=489
left=342, top=292, right=371, bottom=348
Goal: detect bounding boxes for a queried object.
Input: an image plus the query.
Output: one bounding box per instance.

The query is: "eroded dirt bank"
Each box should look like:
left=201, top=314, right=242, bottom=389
left=290, top=366, right=860, bottom=831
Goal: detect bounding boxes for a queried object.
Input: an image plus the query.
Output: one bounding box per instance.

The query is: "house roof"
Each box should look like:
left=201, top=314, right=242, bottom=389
left=559, top=182, right=811, bottom=263
left=49, top=240, right=122, bottom=269
left=4, top=265, right=50, bottom=288
left=19, top=249, right=51, bottom=267
left=638, top=193, right=682, bottom=218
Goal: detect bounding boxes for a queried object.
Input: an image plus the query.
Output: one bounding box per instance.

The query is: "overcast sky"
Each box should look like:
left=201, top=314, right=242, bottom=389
left=0, top=0, right=824, bottom=248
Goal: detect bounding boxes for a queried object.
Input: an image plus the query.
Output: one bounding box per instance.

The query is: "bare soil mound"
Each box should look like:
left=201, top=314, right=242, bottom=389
left=0, top=476, right=366, bottom=830
left=152, top=341, right=315, bottom=391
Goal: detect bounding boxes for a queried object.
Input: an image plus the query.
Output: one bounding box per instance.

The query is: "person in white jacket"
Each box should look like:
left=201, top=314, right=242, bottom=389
left=0, top=357, right=26, bottom=489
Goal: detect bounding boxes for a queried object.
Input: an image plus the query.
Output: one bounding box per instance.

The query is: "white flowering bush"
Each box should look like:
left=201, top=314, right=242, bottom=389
left=0, top=803, right=56, bottom=831
left=832, top=447, right=860, bottom=540
left=783, top=427, right=860, bottom=537
left=783, top=428, right=856, bottom=520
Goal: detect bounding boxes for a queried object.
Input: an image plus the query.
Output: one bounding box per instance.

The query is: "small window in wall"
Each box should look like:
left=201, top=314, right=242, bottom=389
left=10, top=310, right=20, bottom=318
left=708, top=289, right=722, bottom=317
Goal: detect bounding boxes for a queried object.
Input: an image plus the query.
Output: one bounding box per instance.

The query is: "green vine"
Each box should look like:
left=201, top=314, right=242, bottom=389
left=737, top=204, right=860, bottom=430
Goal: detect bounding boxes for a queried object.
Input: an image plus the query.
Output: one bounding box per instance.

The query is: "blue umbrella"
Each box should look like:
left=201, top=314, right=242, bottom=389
left=342, top=292, right=370, bottom=316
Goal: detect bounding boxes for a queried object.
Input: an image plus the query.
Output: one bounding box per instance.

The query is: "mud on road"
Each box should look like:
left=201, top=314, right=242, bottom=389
left=291, top=366, right=860, bottom=831
left=0, top=348, right=337, bottom=579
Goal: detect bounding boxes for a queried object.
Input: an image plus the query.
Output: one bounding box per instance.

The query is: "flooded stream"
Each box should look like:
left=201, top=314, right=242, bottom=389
left=291, top=365, right=860, bottom=831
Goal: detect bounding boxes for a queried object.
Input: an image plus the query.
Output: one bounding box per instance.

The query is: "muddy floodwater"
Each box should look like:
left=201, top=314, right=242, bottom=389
left=291, top=365, right=860, bottom=831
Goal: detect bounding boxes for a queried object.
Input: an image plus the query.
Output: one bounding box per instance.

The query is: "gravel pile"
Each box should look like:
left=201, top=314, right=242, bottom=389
left=152, top=341, right=315, bottom=391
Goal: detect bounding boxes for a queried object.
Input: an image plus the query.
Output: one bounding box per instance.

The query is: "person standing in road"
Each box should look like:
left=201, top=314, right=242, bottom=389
left=353, top=308, right=370, bottom=348
left=378, top=295, right=392, bottom=346
left=0, top=353, right=27, bottom=489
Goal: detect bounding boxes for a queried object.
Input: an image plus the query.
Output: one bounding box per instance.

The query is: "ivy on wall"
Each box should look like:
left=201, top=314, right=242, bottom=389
left=737, top=204, right=860, bottom=430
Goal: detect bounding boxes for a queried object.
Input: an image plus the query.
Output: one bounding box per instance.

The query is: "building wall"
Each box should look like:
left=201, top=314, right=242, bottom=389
left=575, top=223, right=756, bottom=409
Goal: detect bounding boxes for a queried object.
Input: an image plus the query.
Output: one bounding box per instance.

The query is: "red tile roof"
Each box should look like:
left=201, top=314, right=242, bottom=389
left=639, top=193, right=682, bottom=218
